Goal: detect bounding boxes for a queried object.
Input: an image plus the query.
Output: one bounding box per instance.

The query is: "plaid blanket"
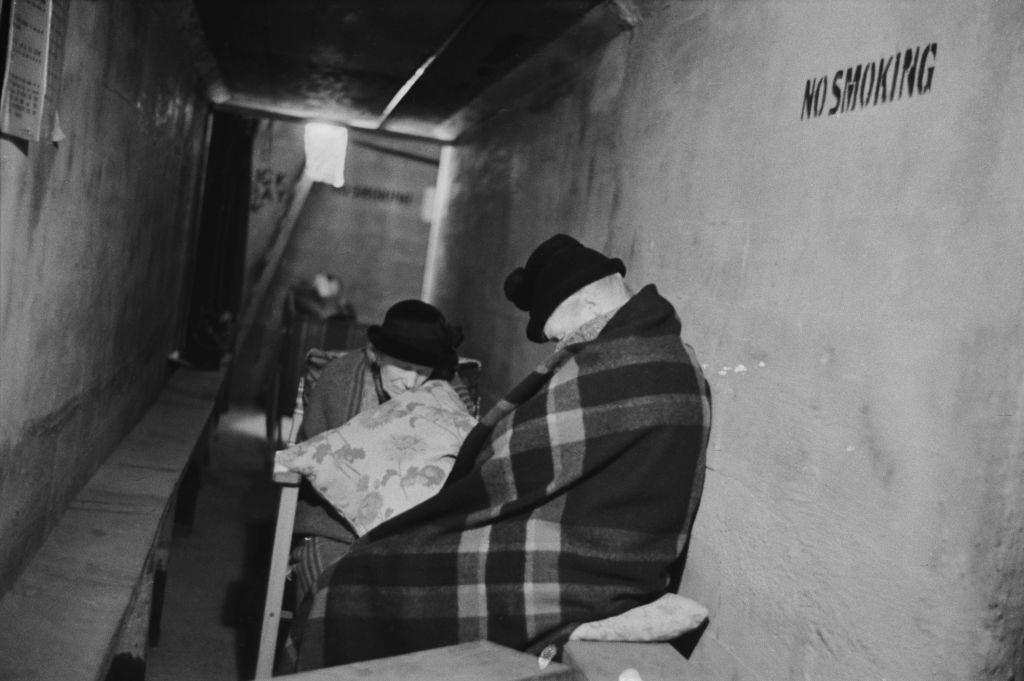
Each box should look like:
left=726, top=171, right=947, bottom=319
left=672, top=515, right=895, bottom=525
left=290, top=284, right=711, bottom=669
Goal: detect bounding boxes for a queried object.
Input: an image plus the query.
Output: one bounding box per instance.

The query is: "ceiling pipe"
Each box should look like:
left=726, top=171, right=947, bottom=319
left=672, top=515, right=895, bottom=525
left=375, top=0, right=490, bottom=130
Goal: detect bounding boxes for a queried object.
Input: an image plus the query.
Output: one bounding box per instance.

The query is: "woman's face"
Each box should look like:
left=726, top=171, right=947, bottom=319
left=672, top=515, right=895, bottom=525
left=542, top=293, right=589, bottom=342
left=375, top=352, right=433, bottom=396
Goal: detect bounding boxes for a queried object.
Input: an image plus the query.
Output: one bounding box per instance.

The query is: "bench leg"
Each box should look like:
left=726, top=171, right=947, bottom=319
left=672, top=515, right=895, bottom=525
left=149, top=497, right=177, bottom=648
left=255, top=483, right=299, bottom=679
left=173, top=457, right=203, bottom=535
left=105, top=550, right=157, bottom=681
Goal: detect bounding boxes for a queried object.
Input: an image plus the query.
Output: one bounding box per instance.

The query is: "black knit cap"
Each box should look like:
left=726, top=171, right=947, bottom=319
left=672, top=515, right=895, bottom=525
left=366, top=300, right=463, bottom=371
left=503, top=234, right=626, bottom=342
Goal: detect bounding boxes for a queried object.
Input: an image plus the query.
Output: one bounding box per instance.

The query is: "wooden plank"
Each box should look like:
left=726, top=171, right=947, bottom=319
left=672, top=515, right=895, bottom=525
left=274, top=640, right=573, bottom=681
left=0, top=367, right=225, bottom=681
left=254, top=482, right=300, bottom=678
left=563, top=641, right=713, bottom=681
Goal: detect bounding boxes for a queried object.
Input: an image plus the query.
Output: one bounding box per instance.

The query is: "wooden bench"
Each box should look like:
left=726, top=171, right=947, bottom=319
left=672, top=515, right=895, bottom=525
left=272, top=640, right=572, bottom=681
left=564, top=640, right=710, bottom=680
left=269, top=639, right=704, bottom=681
left=0, top=366, right=227, bottom=681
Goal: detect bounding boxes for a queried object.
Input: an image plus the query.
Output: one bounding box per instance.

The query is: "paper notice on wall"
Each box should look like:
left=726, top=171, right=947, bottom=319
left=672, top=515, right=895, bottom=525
left=0, top=0, right=69, bottom=142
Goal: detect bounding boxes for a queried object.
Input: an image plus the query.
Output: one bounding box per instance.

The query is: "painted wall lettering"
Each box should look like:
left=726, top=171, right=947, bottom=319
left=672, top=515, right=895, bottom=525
left=250, top=167, right=292, bottom=212
left=339, top=184, right=414, bottom=206
left=801, top=43, right=937, bottom=120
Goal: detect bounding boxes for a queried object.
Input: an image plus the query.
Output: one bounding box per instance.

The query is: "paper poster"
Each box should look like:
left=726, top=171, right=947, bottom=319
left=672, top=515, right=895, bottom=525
left=1, top=0, right=68, bottom=141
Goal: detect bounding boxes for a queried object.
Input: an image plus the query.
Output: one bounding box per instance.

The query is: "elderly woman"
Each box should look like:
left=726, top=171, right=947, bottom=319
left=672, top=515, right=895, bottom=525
left=290, top=299, right=466, bottom=603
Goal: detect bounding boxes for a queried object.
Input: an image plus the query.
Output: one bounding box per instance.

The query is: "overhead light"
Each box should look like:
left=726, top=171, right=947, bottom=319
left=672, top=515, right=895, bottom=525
left=304, top=122, right=348, bottom=188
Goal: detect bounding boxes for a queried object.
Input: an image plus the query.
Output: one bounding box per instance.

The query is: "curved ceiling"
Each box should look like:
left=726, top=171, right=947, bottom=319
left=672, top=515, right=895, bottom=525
left=185, top=0, right=637, bottom=141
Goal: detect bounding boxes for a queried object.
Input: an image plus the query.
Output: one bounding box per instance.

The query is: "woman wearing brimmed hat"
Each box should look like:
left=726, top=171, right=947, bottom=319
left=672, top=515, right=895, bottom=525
left=290, top=299, right=466, bottom=605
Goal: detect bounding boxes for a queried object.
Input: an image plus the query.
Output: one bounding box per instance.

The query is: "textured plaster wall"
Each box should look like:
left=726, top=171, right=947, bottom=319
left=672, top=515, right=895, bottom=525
left=231, top=129, right=440, bottom=403
left=229, top=119, right=306, bottom=402
left=0, top=1, right=207, bottom=594
left=287, top=133, right=440, bottom=325
left=432, top=2, right=1024, bottom=679
left=244, top=119, right=306, bottom=309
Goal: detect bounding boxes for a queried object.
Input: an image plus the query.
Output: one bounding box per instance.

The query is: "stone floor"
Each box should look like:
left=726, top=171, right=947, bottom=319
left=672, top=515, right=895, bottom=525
left=148, top=406, right=278, bottom=681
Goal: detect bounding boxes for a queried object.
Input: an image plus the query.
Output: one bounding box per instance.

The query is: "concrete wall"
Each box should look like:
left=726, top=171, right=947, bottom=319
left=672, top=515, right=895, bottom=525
left=431, top=2, right=1024, bottom=679
left=244, top=119, right=306, bottom=311
left=231, top=128, right=441, bottom=403
left=289, top=131, right=440, bottom=326
left=0, top=1, right=207, bottom=594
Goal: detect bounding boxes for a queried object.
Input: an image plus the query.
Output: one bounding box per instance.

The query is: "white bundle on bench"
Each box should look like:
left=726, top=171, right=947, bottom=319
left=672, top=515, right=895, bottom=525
left=570, top=593, right=709, bottom=642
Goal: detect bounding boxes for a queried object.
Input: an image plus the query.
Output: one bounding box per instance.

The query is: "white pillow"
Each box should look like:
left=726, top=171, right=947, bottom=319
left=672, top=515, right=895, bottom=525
left=569, top=593, right=709, bottom=642
left=275, top=380, right=476, bottom=536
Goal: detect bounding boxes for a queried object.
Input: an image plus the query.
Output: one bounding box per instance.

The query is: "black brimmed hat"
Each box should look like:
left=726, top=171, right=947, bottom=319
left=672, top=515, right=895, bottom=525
left=503, top=234, right=626, bottom=342
left=366, top=300, right=462, bottom=371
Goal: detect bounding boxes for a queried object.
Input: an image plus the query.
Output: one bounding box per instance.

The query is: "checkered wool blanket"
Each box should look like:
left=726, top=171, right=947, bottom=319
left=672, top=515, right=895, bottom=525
left=290, top=285, right=711, bottom=669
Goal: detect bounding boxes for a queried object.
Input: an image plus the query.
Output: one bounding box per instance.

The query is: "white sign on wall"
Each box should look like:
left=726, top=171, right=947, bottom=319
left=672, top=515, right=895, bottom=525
left=0, top=0, right=68, bottom=141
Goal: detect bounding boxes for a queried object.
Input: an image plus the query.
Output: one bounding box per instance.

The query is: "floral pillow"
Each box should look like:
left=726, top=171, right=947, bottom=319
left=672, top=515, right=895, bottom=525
left=275, top=380, right=477, bottom=536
